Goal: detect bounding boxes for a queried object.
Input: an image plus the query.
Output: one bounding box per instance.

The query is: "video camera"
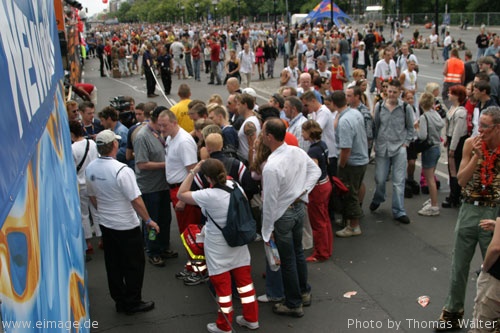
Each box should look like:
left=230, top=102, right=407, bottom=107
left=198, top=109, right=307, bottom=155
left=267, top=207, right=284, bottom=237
left=110, top=96, right=136, bottom=128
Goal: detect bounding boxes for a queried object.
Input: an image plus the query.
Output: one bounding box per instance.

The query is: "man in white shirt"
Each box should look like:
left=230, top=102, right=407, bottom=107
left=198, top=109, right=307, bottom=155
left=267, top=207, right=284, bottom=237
left=261, top=118, right=321, bottom=318
left=239, top=42, right=255, bottom=88
left=86, top=130, right=159, bottom=315
left=236, top=93, right=261, bottom=161
left=396, top=43, right=418, bottom=76
left=443, top=31, right=453, bottom=61
left=297, top=73, right=322, bottom=102
left=284, top=96, right=309, bottom=151
left=280, top=55, right=300, bottom=89
left=374, top=47, right=398, bottom=92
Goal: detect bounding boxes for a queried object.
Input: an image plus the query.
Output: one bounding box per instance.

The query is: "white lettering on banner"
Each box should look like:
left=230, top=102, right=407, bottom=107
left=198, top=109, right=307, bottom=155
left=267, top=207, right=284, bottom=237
left=0, top=0, right=55, bottom=138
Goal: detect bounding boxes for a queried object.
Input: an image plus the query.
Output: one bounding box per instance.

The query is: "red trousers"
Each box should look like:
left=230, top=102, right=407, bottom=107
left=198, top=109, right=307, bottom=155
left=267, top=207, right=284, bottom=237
left=209, top=265, right=258, bottom=332
left=169, top=186, right=201, bottom=234
left=308, top=180, right=333, bottom=260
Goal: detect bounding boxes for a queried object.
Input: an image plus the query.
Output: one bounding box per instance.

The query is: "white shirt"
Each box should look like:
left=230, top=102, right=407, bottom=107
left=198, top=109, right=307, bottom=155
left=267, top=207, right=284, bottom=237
left=287, top=113, right=310, bottom=151
left=402, top=69, right=417, bottom=91
left=305, top=49, right=315, bottom=70
left=318, top=69, right=332, bottom=80
left=238, top=115, right=261, bottom=159
left=284, top=66, right=299, bottom=88
left=73, top=139, right=98, bottom=186
left=86, top=158, right=141, bottom=230
left=165, top=128, right=198, bottom=183
left=357, top=50, right=366, bottom=66
left=374, top=59, right=398, bottom=80
left=444, top=35, right=453, bottom=47
left=309, top=105, right=338, bottom=157
left=239, top=50, right=254, bottom=74
left=192, top=181, right=251, bottom=276
left=429, top=34, right=439, bottom=45
left=261, top=144, right=321, bottom=242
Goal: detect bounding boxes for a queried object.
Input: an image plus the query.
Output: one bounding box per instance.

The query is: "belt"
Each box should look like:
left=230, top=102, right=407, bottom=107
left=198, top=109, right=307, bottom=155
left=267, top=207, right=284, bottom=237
left=288, top=198, right=304, bottom=210
left=463, top=199, right=498, bottom=208
left=167, top=182, right=182, bottom=189
left=317, top=177, right=329, bottom=186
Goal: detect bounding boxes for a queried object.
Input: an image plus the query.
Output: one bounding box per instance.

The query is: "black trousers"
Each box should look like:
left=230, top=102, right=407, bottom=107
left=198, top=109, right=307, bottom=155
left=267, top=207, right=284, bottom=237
left=144, top=66, right=156, bottom=95
left=160, top=69, right=172, bottom=95
left=100, top=225, right=145, bottom=308
left=98, top=55, right=105, bottom=76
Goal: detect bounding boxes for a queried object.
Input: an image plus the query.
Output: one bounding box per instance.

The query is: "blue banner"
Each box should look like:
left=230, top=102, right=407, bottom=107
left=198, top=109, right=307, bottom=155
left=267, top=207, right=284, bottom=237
left=0, top=0, right=64, bottom=223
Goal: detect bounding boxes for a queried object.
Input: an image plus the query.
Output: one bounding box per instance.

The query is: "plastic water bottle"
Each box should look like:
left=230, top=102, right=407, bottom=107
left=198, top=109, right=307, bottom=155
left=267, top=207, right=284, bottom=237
left=148, top=229, right=156, bottom=241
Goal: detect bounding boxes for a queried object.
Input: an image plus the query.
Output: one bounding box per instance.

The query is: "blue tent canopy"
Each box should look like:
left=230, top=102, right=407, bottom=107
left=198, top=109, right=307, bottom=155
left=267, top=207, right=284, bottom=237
left=300, top=0, right=353, bottom=27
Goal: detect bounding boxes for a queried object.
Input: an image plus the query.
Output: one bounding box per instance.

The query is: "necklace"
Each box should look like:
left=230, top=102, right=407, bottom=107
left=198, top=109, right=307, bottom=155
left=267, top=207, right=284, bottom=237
left=480, top=141, right=500, bottom=193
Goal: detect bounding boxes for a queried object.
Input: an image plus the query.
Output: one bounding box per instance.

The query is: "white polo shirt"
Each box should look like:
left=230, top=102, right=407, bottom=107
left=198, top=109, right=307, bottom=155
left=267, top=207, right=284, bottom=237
left=165, top=128, right=198, bottom=184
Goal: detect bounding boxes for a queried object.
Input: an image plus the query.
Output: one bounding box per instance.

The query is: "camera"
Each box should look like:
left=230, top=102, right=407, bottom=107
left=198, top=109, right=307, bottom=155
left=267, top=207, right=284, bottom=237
left=110, top=96, right=136, bottom=128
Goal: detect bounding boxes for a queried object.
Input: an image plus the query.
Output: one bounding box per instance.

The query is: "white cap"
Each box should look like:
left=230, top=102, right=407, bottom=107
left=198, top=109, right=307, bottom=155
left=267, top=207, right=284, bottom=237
left=242, top=87, right=257, bottom=98
left=96, top=130, right=121, bottom=145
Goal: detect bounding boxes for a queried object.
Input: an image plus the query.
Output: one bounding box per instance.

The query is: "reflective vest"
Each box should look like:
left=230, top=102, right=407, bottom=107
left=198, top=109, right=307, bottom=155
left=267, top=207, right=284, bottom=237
left=444, top=57, right=464, bottom=83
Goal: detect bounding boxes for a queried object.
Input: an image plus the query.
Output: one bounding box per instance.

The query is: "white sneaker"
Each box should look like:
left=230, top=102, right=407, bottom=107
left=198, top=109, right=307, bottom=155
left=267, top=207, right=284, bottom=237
left=207, top=323, right=231, bottom=333
left=336, top=226, right=362, bottom=237
left=422, top=199, right=431, bottom=207
left=236, top=315, right=259, bottom=330
left=257, top=294, right=284, bottom=303
left=253, top=234, right=263, bottom=242
left=418, top=205, right=440, bottom=216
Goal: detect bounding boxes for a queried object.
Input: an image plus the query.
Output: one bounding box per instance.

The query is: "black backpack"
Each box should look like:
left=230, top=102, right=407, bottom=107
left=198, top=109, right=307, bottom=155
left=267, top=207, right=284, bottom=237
left=221, top=144, right=249, bottom=166
left=206, top=180, right=257, bottom=247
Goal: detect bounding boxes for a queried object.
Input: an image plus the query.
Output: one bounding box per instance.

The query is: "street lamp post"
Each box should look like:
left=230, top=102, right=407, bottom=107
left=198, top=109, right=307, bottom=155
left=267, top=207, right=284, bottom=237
left=181, top=5, right=185, bottom=24
left=194, top=3, right=199, bottom=22
left=211, top=0, right=218, bottom=25
left=273, top=0, right=277, bottom=30
left=237, top=0, right=240, bottom=23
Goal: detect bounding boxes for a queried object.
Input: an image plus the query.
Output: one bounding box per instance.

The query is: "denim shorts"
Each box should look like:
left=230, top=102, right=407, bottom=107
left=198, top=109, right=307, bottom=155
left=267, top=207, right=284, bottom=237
left=421, top=145, right=440, bottom=169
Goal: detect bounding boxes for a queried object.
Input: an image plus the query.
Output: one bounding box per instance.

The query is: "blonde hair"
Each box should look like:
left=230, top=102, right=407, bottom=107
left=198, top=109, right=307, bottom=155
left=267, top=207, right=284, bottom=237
left=419, top=92, right=435, bottom=111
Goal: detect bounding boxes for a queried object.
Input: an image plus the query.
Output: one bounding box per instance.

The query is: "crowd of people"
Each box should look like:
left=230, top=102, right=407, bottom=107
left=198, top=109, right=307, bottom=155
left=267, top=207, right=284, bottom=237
left=70, top=20, right=500, bottom=332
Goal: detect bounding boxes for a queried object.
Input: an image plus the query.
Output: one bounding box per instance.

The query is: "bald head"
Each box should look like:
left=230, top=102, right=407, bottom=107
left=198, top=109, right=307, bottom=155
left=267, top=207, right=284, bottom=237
left=299, top=73, right=312, bottom=90
left=226, top=77, right=240, bottom=94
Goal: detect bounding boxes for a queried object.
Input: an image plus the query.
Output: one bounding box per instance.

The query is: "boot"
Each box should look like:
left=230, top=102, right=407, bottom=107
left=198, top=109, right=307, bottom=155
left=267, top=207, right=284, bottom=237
left=442, top=177, right=460, bottom=208
left=434, top=309, right=464, bottom=331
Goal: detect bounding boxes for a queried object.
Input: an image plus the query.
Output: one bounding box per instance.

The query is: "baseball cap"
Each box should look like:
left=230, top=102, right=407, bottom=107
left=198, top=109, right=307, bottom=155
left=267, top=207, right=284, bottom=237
left=242, top=87, right=257, bottom=98
left=359, top=41, right=365, bottom=46
left=96, top=130, right=121, bottom=145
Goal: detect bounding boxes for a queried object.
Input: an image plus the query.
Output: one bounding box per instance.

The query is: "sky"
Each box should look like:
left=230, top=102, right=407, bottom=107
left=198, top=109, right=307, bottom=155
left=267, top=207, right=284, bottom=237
left=79, top=0, right=109, bottom=17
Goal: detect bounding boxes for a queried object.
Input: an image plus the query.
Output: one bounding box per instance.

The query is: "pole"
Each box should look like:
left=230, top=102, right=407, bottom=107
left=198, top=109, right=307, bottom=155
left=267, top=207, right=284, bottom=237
left=149, top=67, right=175, bottom=107
left=434, top=0, right=439, bottom=36
left=284, top=0, right=289, bottom=68
left=330, top=0, right=334, bottom=29
left=273, top=0, right=277, bottom=30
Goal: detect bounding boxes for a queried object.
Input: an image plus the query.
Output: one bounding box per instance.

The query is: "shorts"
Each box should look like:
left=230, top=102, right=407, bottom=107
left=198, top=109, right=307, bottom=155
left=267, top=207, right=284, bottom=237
left=406, top=141, right=418, bottom=160
left=421, top=145, right=440, bottom=169
left=173, top=58, right=184, bottom=70
left=255, top=56, right=265, bottom=64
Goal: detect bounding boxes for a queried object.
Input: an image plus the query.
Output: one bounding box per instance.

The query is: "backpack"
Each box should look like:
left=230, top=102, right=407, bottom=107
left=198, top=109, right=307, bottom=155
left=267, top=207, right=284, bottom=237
left=221, top=144, right=249, bottom=166
left=206, top=180, right=257, bottom=247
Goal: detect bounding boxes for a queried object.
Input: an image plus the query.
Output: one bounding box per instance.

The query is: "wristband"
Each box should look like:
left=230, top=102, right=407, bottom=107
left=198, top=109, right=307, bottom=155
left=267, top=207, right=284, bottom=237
left=146, top=218, right=152, bottom=225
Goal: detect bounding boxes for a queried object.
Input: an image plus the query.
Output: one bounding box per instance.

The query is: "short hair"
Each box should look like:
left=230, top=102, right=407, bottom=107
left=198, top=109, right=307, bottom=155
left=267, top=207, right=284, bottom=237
left=301, top=90, right=317, bottom=102
left=122, top=96, right=135, bottom=106
left=142, top=102, right=157, bottom=118
left=79, top=101, right=94, bottom=112
left=419, top=92, right=435, bottom=111
left=158, top=109, right=177, bottom=122
left=201, top=124, right=222, bottom=139
left=317, top=55, right=328, bottom=63
left=350, top=86, right=363, bottom=98
left=264, top=118, right=286, bottom=142
left=236, top=93, right=255, bottom=110
left=208, top=94, right=223, bottom=105
left=151, top=106, right=169, bottom=122
left=188, top=99, right=206, bottom=109
left=482, top=106, right=500, bottom=124
left=474, top=80, right=491, bottom=95
left=66, top=100, right=78, bottom=111
left=475, top=71, right=490, bottom=82
left=449, top=85, right=467, bottom=104
left=190, top=102, right=208, bottom=118
left=450, top=48, right=459, bottom=58
left=465, top=50, right=473, bottom=59
left=178, top=83, right=191, bottom=98
left=135, top=103, right=145, bottom=111
left=289, top=55, right=297, bottom=62
left=388, top=80, right=402, bottom=89
left=200, top=158, right=227, bottom=186
left=69, top=120, right=85, bottom=137
left=194, top=118, right=214, bottom=131
left=205, top=133, right=224, bottom=151
left=478, top=56, right=495, bottom=67
left=352, top=69, right=365, bottom=79
left=98, top=106, right=119, bottom=121
left=285, top=96, right=303, bottom=114
left=279, top=86, right=297, bottom=96
left=97, top=141, right=114, bottom=156
left=425, top=82, right=440, bottom=94
left=331, top=90, right=347, bottom=107
left=258, top=104, right=280, bottom=122
left=208, top=104, right=228, bottom=121
left=301, top=119, right=323, bottom=141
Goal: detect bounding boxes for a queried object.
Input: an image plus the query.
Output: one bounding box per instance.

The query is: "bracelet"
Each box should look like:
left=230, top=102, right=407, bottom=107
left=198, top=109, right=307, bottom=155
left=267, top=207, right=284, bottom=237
left=146, top=218, right=152, bottom=225
left=189, top=170, right=196, bottom=176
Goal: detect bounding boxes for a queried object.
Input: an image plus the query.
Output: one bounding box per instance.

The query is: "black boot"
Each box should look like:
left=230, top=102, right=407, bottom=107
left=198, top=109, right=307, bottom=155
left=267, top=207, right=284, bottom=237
left=443, top=177, right=460, bottom=208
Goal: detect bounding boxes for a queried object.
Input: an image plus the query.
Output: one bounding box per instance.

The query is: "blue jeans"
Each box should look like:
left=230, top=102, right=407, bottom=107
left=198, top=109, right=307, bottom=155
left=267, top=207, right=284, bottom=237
left=372, top=146, right=408, bottom=218
left=341, top=53, right=350, bottom=78
left=193, top=58, right=201, bottom=80
left=142, top=190, right=172, bottom=257
left=265, top=262, right=284, bottom=299
left=273, top=202, right=310, bottom=308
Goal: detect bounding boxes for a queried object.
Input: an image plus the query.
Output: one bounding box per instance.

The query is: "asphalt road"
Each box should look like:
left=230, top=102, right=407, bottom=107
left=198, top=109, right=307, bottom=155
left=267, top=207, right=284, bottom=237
left=84, top=24, right=499, bottom=333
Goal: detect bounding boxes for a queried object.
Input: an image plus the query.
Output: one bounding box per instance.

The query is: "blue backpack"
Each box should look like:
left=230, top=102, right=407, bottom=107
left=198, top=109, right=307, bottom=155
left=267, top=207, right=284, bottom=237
left=207, top=181, right=257, bottom=247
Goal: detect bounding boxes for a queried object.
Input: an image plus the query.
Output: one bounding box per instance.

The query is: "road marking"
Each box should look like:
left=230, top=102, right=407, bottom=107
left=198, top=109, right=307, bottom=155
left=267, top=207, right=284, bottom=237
left=418, top=73, right=444, bottom=81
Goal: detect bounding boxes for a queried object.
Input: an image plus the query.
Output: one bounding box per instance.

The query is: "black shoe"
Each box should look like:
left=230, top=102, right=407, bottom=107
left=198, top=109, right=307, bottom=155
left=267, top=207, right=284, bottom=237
left=215, top=83, right=222, bottom=85
left=441, top=200, right=459, bottom=208
left=125, top=301, right=155, bottom=315
left=208, top=82, right=214, bottom=85
left=147, top=94, right=158, bottom=98
left=148, top=255, right=165, bottom=267
left=369, top=202, right=380, bottom=212
left=116, top=303, right=126, bottom=313
left=160, top=249, right=179, bottom=259
left=395, top=215, right=411, bottom=224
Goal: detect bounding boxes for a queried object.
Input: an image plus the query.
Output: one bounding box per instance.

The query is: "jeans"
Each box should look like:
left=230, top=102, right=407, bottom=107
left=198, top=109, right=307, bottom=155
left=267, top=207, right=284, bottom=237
left=184, top=53, right=193, bottom=77
left=210, top=60, right=221, bottom=84
left=264, top=263, right=284, bottom=299
left=273, top=202, right=310, bottom=308
left=372, top=146, right=408, bottom=218
left=341, top=53, right=350, bottom=78
left=193, top=58, right=201, bottom=80
left=142, top=190, right=172, bottom=257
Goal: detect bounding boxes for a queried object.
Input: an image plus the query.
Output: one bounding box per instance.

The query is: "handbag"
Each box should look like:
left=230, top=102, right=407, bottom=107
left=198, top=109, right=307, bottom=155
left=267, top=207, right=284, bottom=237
left=413, top=113, right=433, bottom=153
